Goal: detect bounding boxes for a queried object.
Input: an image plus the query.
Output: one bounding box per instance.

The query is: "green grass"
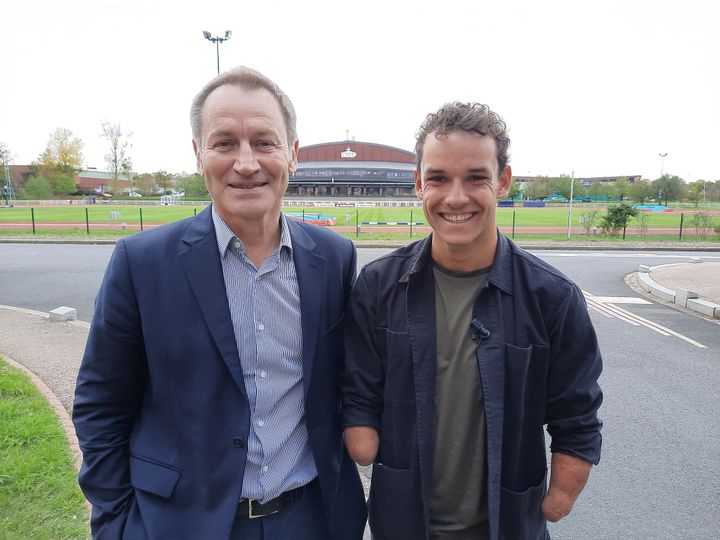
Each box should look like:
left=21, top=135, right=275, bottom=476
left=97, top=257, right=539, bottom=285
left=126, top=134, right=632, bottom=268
left=0, top=358, right=89, bottom=540
left=1, top=204, right=719, bottom=242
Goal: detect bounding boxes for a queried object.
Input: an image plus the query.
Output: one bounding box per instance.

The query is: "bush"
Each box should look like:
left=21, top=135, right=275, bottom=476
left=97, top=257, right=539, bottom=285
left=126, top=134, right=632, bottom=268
left=600, top=203, right=639, bottom=236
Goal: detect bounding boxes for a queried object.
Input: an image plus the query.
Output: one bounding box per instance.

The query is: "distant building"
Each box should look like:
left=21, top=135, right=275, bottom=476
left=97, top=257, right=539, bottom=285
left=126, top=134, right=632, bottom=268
left=514, top=174, right=642, bottom=189
left=76, top=170, right=131, bottom=194
left=8, top=165, right=132, bottom=194
left=288, top=140, right=417, bottom=197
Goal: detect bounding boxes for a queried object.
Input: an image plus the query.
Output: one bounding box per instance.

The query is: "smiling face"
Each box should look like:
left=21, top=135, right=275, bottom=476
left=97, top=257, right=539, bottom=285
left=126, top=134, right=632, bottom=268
left=415, top=130, right=511, bottom=270
left=193, top=85, right=298, bottom=235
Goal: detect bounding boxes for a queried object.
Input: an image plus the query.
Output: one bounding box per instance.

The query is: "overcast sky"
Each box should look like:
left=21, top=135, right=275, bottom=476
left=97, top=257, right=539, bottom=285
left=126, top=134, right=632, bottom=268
left=2, top=0, right=717, bottom=181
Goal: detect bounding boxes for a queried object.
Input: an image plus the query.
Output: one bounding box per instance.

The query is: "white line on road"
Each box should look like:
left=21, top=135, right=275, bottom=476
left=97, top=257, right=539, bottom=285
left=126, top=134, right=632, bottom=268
left=583, top=291, right=706, bottom=348
left=537, top=252, right=720, bottom=259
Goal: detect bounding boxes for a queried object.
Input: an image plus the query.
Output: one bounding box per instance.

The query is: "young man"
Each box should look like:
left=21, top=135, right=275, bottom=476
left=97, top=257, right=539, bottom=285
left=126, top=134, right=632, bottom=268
left=342, top=102, right=603, bottom=539
left=73, top=66, right=366, bottom=540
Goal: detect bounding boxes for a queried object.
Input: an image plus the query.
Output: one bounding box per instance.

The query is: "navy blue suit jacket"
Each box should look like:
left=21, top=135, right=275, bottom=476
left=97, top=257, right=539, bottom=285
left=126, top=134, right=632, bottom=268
left=73, top=206, right=367, bottom=539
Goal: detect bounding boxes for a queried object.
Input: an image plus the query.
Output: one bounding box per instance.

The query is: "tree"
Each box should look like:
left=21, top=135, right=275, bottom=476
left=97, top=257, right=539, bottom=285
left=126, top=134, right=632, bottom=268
left=36, top=128, right=83, bottom=195
left=599, top=203, right=638, bottom=236
left=153, top=170, right=174, bottom=194
left=526, top=176, right=552, bottom=201
left=506, top=177, right=522, bottom=200
left=613, top=177, right=631, bottom=201
left=102, top=122, right=132, bottom=187
left=121, top=158, right=134, bottom=195
left=628, top=179, right=654, bottom=204
left=706, top=180, right=720, bottom=202
left=175, top=173, right=208, bottom=198
left=587, top=181, right=607, bottom=201
left=652, top=174, right=685, bottom=203
left=39, top=128, right=83, bottom=173
left=551, top=175, right=586, bottom=200
left=135, top=173, right=158, bottom=196
left=23, top=175, right=53, bottom=199
left=50, top=173, right=78, bottom=196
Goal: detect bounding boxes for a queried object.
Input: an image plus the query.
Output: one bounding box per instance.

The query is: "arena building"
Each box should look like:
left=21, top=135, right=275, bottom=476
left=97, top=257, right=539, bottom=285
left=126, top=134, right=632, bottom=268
left=288, top=140, right=417, bottom=197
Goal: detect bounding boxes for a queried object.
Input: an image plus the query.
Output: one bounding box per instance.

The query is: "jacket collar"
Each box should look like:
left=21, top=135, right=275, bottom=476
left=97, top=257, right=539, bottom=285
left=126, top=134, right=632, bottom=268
left=401, top=230, right=514, bottom=296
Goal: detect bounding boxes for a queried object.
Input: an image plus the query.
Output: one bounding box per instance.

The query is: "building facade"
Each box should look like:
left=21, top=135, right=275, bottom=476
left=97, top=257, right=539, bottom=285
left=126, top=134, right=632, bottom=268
left=288, top=141, right=417, bottom=197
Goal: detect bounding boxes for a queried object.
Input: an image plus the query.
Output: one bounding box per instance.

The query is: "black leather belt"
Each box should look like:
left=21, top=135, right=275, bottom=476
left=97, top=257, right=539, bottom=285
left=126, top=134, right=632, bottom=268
left=238, top=479, right=316, bottom=519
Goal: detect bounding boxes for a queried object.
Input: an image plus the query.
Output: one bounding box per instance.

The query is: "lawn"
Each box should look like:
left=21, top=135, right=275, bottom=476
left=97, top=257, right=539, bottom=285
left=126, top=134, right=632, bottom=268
left=0, top=203, right=718, bottom=242
left=0, top=358, right=89, bottom=540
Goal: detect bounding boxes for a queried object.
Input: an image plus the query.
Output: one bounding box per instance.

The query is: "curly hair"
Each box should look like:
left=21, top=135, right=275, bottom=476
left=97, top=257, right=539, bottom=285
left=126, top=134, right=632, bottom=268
left=190, top=66, right=297, bottom=147
left=415, top=102, right=510, bottom=173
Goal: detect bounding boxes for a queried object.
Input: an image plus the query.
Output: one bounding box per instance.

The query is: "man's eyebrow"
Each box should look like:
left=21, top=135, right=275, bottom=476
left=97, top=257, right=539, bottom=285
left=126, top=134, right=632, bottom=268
left=468, top=167, right=493, bottom=175
left=424, top=167, right=446, bottom=175
left=205, top=129, right=234, bottom=139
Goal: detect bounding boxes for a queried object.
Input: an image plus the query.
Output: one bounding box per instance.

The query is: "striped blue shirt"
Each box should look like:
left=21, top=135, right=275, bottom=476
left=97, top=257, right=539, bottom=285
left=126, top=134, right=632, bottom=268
left=212, top=207, right=316, bottom=502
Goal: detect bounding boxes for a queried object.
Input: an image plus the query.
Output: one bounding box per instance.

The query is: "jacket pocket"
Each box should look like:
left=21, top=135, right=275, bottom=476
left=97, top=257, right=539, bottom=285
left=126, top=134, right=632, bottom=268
left=368, top=463, right=417, bottom=540
left=504, top=343, right=549, bottom=428
left=129, top=454, right=182, bottom=499
left=499, top=470, right=547, bottom=540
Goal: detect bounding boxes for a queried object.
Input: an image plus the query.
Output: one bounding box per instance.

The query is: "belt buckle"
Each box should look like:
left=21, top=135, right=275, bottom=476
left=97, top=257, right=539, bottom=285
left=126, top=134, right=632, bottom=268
left=248, top=499, right=279, bottom=519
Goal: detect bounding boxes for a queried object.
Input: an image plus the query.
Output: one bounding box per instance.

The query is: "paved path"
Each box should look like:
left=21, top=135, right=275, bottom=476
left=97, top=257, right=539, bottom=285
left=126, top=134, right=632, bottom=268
left=1, top=254, right=717, bottom=540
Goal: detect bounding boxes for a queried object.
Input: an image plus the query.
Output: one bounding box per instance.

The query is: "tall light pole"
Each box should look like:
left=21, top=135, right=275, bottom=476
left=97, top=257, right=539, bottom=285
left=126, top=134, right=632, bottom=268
left=202, top=30, right=232, bottom=74
left=658, top=152, right=668, bottom=179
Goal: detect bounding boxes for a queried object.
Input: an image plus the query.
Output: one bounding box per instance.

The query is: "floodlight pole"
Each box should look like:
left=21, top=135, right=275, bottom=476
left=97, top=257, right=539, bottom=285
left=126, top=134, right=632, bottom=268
left=202, top=30, right=232, bottom=74
left=567, top=170, right=575, bottom=238
left=658, top=152, right=668, bottom=179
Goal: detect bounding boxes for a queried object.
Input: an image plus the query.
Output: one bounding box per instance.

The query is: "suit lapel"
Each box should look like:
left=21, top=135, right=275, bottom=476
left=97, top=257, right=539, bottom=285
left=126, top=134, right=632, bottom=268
left=178, top=207, right=247, bottom=396
left=288, top=220, right=325, bottom=399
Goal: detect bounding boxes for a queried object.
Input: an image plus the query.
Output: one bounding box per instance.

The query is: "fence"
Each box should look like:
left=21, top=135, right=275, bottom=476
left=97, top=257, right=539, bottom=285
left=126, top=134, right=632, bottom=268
left=0, top=204, right=719, bottom=243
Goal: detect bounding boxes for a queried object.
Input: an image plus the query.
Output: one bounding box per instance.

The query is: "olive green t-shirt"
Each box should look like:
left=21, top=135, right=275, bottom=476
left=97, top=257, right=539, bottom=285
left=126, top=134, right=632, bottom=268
left=429, top=263, right=490, bottom=540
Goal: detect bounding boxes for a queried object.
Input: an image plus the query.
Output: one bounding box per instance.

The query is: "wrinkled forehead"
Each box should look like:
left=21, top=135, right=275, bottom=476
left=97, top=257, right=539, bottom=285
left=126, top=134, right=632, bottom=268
left=201, top=84, right=288, bottom=139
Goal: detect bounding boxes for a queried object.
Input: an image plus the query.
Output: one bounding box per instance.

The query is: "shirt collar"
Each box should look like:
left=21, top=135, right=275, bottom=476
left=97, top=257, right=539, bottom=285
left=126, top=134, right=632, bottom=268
left=211, top=205, right=293, bottom=257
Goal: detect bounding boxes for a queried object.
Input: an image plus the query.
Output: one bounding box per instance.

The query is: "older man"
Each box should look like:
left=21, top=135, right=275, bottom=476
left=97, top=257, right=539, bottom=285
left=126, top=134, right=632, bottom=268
left=342, top=102, right=603, bottom=539
left=73, top=66, right=366, bottom=540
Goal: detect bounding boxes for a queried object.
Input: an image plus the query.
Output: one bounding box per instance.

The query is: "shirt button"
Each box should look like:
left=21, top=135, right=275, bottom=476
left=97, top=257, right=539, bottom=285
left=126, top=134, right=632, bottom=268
left=232, top=437, right=245, bottom=448
left=262, top=465, right=269, bottom=472
left=257, top=420, right=265, bottom=427
left=258, top=323, right=265, bottom=332
left=233, top=241, right=242, bottom=250
left=260, top=370, right=267, bottom=378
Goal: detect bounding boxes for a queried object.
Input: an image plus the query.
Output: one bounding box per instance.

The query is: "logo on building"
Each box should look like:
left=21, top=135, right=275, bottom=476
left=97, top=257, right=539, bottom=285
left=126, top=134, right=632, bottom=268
left=341, top=147, right=357, bottom=159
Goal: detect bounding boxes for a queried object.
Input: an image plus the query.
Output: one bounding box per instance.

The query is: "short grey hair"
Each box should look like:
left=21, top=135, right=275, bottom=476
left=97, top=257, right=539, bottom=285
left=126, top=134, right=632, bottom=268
left=190, top=66, right=297, bottom=147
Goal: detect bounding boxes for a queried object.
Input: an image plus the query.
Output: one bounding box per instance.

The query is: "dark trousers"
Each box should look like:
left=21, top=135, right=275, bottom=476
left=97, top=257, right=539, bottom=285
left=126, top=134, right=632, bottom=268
left=229, top=480, right=330, bottom=540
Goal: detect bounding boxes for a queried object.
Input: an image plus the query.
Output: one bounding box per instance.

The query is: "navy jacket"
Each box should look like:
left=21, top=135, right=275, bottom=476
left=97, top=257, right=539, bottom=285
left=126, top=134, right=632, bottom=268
left=342, top=233, right=603, bottom=540
left=73, top=206, right=367, bottom=539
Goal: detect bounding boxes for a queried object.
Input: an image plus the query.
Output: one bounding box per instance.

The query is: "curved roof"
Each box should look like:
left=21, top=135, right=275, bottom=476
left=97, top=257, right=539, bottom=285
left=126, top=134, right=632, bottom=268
left=298, top=140, right=416, bottom=164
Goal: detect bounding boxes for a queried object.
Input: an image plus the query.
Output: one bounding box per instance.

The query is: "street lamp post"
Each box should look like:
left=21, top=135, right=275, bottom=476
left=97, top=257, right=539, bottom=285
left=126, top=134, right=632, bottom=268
left=202, top=30, right=232, bottom=74
left=658, top=152, right=668, bottom=179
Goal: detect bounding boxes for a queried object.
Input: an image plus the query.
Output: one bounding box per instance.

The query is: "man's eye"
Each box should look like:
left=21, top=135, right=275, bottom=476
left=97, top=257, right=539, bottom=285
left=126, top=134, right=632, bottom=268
left=254, top=140, right=277, bottom=149
left=426, top=176, right=444, bottom=183
left=213, top=140, right=233, bottom=149
left=469, top=176, right=489, bottom=182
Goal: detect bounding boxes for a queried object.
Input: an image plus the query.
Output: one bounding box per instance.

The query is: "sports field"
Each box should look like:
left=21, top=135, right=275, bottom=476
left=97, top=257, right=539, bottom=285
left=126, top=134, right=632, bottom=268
left=0, top=203, right=718, bottom=242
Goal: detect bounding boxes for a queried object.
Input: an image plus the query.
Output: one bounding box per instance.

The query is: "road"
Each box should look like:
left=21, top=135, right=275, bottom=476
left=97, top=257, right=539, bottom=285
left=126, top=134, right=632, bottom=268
left=1, top=243, right=719, bottom=539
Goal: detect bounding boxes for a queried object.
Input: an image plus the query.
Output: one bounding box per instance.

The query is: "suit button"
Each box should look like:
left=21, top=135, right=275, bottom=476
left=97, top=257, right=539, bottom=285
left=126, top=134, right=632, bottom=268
left=233, top=437, right=245, bottom=448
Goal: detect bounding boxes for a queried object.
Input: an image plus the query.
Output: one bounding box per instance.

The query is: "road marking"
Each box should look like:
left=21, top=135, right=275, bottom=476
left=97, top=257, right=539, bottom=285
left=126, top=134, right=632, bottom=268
left=591, top=296, right=652, bottom=304
left=583, top=291, right=706, bottom=348
left=537, top=252, right=720, bottom=260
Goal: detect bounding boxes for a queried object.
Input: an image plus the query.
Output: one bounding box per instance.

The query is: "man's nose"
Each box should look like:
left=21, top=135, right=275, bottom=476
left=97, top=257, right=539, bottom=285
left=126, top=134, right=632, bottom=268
left=232, top=142, right=260, bottom=175
left=446, top=179, right=469, bottom=205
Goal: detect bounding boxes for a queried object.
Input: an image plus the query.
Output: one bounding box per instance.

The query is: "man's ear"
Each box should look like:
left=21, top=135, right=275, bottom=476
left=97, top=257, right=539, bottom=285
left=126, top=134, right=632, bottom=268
left=192, top=140, right=203, bottom=174
left=497, top=165, right=512, bottom=199
left=414, top=169, right=423, bottom=199
left=288, top=139, right=299, bottom=173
